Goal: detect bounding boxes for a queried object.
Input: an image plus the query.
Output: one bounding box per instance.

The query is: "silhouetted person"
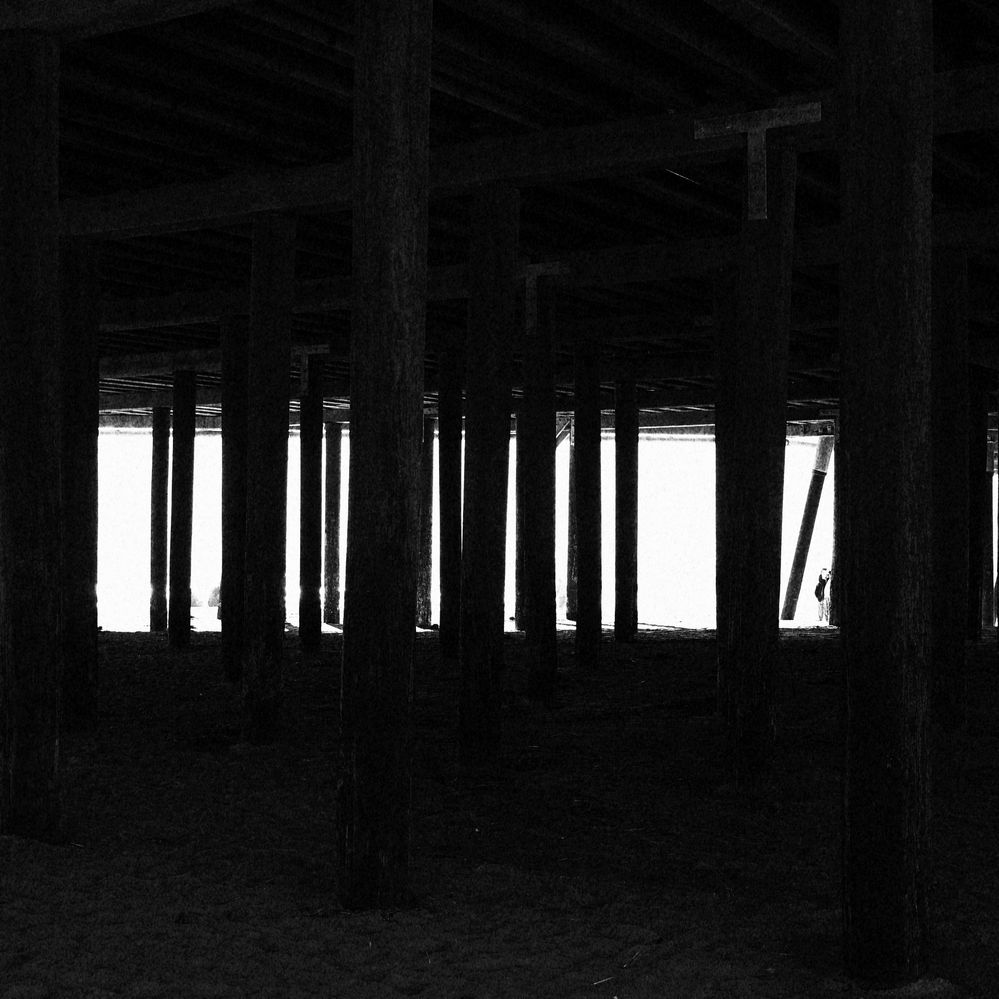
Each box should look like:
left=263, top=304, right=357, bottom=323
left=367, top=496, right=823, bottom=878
left=815, top=568, right=832, bottom=624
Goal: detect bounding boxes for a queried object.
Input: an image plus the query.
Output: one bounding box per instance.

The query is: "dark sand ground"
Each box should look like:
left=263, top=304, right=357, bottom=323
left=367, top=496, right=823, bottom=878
left=2, top=627, right=997, bottom=998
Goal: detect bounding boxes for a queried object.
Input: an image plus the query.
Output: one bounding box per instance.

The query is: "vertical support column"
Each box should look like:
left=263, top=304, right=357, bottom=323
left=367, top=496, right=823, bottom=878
left=459, top=184, right=519, bottom=767
left=839, top=0, right=932, bottom=983
left=514, top=421, right=527, bottom=630
left=150, top=406, right=171, bottom=632
left=323, top=421, right=343, bottom=626
left=416, top=415, right=435, bottom=628
left=338, top=0, right=431, bottom=909
left=522, top=275, right=558, bottom=701
left=168, top=369, right=196, bottom=650
left=931, top=252, right=969, bottom=732
left=781, top=436, right=835, bottom=621
left=220, top=316, right=249, bottom=680
left=0, top=31, right=62, bottom=839
left=243, top=212, right=295, bottom=741
left=437, top=329, right=464, bottom=660
left=984, top=439, right=996, bottom=629
left=714, top=138, right=796, bottom=777
left=299, top=355, right=324, bottom=650
left=566, top=424, right=578, bottom=620
left=61, top=239, right=100, bottom=731
left=614, top=380, right=639, bottom=642
left=829, top=419, right=842, bottom=628
left=574, top=344, right=602, bottom=669
left=967, top=368, right=989, bottom=640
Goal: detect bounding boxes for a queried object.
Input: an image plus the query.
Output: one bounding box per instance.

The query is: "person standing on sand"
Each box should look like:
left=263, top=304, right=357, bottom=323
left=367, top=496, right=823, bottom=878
left=815, top=568, right=832, bottom=624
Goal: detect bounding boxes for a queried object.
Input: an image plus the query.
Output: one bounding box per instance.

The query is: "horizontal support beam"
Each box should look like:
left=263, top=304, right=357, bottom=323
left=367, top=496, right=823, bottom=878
left=4, top=0, right=239, bottom=40
left=99, top=209, right=999, bottom=334
left=64, top=63, right=999, bottom=238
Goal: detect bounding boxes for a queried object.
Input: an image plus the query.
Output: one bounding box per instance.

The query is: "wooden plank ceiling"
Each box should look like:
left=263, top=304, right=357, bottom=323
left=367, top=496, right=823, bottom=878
left=50, top=0, right=999, bottom=425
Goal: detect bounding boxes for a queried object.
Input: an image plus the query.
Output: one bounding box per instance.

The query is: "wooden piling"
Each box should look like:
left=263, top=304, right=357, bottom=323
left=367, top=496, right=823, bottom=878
left=61, top=239, right=100, bottom=731
left=337, top=0, right=432, bottom=909
left=242, top=212, right=295, bottom=743
left=220, top=316, right=248, bottom=680
left=323, top=422, right=343, bottom=626
left=299, top=355, right=324, bottom=650
left=614, top=380, right=639, bottom=642
left=839, top=0, right=933, bottom=982
left=574, top=344, right=602, bottom=669
left=0, top=33, right=62, bottom=838
left=931, top=251, right=969, bottom=732
left=416, top=416, right=435, bottom=629
left=967, top=368, right=989, bottom=641
left=437, top=329, right=464, bottom=660
left=566, top=425, right=578, bottom=621
left=150, top=406, right=170, bottom=632
left=715, top=138, right=796, bottom=776
left=167, top=369, right=196, bottom=650
left=522, top=276, right=558, bottom=701
left=460, top=184, right=519, bottom=767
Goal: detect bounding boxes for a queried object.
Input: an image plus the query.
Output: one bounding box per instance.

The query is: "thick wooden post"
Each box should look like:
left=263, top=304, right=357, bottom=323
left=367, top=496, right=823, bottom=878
left=242, top=212, right=295, bottom=742
left=514, top=421, right=527, bottom=630
left=614, top=380, right=639, bottom=642
left=150, top=406, right=170, bottom=632
left=931, top=252, right=969, bottom=732
left=61, top=239, right=100, bottom=731
left=459, top=184, right=519, bottom=767
left=0, top=33, right=62, bottom=838
left=299, top=355, right=324, bottom=650
left=168, top=369, right=196, bottom=650
left=437, top=330, right=464, bottom=659
left=781, top=436, right=835, bottom=621
left=338, top=0, right=431, bottom=909
left=714, top=139, right=796, bottom=777
left=840, top=0, right=932, bottom=983
left=566, top=425, right=578, bottom=620
left=220, top=316, right=248, bottom=680
left=984, top=440, right=996, bottom=629
left=967, top=369, right=989, bottom=640
left=574, top=344, right=602, bottom=669
left=323, top=421, right=343, bottom=626
left=416, top=416, right=435, bottom=628
left=522, top=276, right=558, bottom=701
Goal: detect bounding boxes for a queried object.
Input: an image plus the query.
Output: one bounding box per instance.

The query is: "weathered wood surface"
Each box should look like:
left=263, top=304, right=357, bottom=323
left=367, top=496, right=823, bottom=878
left=242, top=213, right=295, bottom=742
left=337, top=0, right=432, bottom=909
left=63, top=64, right=999, bottom=238
left=220, top=316, right=248, bottom=680
left=61, top=239, right=100, bottom=731
left=460, top=184, right=519, bottom=767
left=299, top=355, right=323, bottom=650
left=416, top=416, right=436, bottom=629
left=437, top=329, right=464, bottom=660
left=839, top=0, right=933, bottom=983
left=614, top=380, right=639, bottom=642
left=323, top=422, right=343, bottom=626
left=3, top=0, right=239, bottom=39
left=149, top=406, right=170, bottom=631
left=167, top=369, right=196, bottom=650
left=715, top=139, right=797, bottom=777
left=522, top=276, right=558, bottom=701
left=0, top=34, right=63, bottom=838
left=574, top=344, right=602, bottom=669
left=931, top=252, right=969, bottom=733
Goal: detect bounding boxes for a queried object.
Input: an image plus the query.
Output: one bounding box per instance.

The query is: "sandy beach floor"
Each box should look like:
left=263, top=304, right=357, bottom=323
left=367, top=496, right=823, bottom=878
left=1, top=627, right=996, bottom=998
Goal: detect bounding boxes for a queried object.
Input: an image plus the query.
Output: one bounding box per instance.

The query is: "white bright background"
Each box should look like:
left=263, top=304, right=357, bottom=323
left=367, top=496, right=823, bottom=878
left=97, top=428, right=847, bottom=632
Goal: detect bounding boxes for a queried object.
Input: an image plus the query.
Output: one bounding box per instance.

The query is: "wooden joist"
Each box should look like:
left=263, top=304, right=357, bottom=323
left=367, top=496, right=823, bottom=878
left=63, top=64, right=999, bottom=239
left=4, top=0, right=240, bottom=40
